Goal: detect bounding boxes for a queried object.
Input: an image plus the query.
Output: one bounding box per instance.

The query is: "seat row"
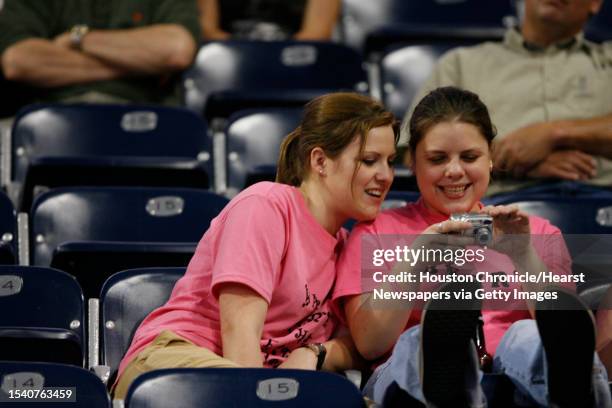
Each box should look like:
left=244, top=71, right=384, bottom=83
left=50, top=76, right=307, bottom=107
left=3, top=38, right=606, bottom=204
left=0, top=187, right=227, bottom=298
left=1, top=185, right=612, bottom=287
left=0, top=264, right=609, bottom=407
left=11, top=100, right=612, bottom=208
left=0, top=361, right=364, bottom=407
left=0, top=265, right=366, bottom=407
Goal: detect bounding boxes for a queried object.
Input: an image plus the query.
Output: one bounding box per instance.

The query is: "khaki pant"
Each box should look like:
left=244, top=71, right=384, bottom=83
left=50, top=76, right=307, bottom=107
left=113, top=330, right=238, bottom=400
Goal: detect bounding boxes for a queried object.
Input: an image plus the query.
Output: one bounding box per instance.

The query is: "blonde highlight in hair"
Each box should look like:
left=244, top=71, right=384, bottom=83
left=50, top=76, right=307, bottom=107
left=276, top=92, right=397, bottom=186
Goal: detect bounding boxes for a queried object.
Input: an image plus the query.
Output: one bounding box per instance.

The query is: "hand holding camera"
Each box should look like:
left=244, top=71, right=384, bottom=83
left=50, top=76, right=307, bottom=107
left=476, top=204, right=532, bottom=258
left=449, top=213, right=493, bottom=246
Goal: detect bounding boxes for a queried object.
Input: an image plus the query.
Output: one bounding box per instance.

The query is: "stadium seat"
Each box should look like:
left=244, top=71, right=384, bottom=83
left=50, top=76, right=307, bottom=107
left=99, top=267, right=185, bottom=385
left=585, top=0, right=612, bottom=42
left=0, top=361, right=110, bottom=407
left=488, top=196, right=612, bottom=284
left=224, top=108, right=302, bottom=195
left=183, top=41, right=368, bottom=121
left=0, top=190, right=17, bottom=264
left=11, top=104, right=212, bottom=211
left=341, top=0, right=515, bottom=54
left=125, top=368, right=365, bottom=407
left=488, top=196, right=612, bottom=235
left=30, top=187, right=228, bottom=297
left=0, top=266, right=84, bottom=366
left=379, top=44, right=459, bottom=118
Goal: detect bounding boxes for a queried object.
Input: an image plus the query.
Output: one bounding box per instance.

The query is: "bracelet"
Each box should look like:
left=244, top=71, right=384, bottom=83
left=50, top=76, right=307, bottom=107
left=305, top=343, right=327, bottom=371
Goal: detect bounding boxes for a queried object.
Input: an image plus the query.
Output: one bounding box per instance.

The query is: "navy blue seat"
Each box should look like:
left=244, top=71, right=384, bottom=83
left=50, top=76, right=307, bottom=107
left=100, top=267, right=185, bottom=385
left=0, top=266, right=84, bottom=366
left=0, top=361, right=109, bottom=407
left=183, top=41, right=367, bottom=121
left=488, top=196, right=612, bottom=284
left=125, top=368, right=365, bottom=408
left=11, top=104, right=212, bottom=211
left=380, top=44, right=459, bottom=118
left=585, top=0, right=612, bottom=42
left=0, top=190, right=17, bottom=264
left=341, top=0, right=515, bottom=54
left=30, top=187, right=228, bottom=298
left=488, top=196, right=612, bottom=235
left=225, top=108, right=302, bottom=194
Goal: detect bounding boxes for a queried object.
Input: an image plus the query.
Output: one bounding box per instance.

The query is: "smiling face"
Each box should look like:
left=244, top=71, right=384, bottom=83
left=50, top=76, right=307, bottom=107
left=413, top=121, right=491, bottom=216
left=326, top=125, right=396, bottom=221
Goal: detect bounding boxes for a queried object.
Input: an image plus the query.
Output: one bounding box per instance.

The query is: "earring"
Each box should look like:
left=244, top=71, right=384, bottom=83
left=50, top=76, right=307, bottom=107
left=489, top=161, right=494, bottom=172
left=319, top=169, right=325, bottom=176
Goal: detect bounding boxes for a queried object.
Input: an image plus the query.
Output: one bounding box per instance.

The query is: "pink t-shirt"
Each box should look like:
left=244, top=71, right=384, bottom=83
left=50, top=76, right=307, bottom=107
left=334, top=198, right=571, bottom=356
left=117, top=182, right=345, bottom=378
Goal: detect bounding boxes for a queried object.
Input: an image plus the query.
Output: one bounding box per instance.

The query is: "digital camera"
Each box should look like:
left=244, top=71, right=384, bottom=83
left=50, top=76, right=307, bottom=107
left=449, top=213, right=493, bottom=246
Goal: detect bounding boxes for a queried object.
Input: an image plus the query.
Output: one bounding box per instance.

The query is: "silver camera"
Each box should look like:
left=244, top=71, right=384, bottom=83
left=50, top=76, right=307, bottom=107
left=449, top=213, right=493, bottom=246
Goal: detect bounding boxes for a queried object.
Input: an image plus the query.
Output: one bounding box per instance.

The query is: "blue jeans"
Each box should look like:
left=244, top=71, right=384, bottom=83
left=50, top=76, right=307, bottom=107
left=363, top=320, right=611, bottom=407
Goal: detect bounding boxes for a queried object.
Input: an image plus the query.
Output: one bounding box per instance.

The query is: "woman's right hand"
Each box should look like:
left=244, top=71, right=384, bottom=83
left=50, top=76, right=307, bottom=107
left=416, top=219, right=475, bottom=253
left=398, top=219, right=475, bottom=275
left=422, top=219, right=474, bottom=236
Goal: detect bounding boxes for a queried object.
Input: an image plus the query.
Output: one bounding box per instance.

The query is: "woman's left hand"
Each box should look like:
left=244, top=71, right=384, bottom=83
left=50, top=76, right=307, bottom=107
left=479, top=204, right=531, bottom=257
left=480, top=204, right=530, bottom=234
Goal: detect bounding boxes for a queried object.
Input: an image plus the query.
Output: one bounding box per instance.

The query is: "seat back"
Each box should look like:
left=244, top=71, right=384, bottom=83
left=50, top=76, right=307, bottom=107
left=0, top=266, right=84, bottom=366
left=342, top=0, right=515, bottom=52
left=125, top=368, right=365, bottom=408
left=492, top=196, right=612, bottom=284
left=183, top=41, right=367, bottom=118
left=0, top=361, right=109, bottom=407
left=30, top=187, right=228, bottom=297
left=494, top=197, right=612, bottom=234
left=585, top=0, right=612, bottom=42
left=100, top=267, right=185, bottom=382
left=11, top=104, right=212, bottom=209
left=225, top=108, right=302, bottom=195
left=380, top=44, right=457, bottom=118
left=0, top=190, right=17, bottom=264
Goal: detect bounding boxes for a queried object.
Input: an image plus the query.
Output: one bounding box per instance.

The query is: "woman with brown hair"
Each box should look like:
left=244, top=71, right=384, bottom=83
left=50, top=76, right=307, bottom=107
left=112, top=92, right=397, bottom=399
left=335, top=87, right=611, bottom=407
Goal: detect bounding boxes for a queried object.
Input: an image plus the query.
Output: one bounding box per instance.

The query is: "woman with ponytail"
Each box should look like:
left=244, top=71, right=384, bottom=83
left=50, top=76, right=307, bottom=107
left=113, top=92, right=397, bottom=399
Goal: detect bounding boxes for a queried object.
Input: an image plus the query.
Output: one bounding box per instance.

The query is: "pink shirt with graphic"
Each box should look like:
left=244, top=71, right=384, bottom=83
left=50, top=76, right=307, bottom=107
left=334, top=198, right=571, bottom=356
left=117, top=182, right=345, bottom=378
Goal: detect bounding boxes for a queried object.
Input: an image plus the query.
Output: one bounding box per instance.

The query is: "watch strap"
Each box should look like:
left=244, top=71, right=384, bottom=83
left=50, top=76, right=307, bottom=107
left=306, top=343, right=327, bottom=370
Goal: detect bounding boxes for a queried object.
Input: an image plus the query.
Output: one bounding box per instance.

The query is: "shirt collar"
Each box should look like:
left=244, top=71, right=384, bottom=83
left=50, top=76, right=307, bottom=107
left=504, top=27, right=587, bottom=54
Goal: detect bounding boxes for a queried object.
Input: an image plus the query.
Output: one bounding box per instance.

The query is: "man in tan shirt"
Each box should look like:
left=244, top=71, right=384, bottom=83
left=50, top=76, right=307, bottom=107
left=400, top=0, right=612, bottom=195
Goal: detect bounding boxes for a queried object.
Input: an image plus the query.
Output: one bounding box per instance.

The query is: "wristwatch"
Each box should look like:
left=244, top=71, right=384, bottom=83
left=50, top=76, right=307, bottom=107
left=70, top=24, right=90, bottom=50
left=306, top=343, right=327, bottom=370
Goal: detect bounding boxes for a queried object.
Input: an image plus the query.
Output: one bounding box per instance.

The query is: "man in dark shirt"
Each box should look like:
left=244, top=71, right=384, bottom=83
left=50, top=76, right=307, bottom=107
left=0, top=0, right=200, bottom=106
